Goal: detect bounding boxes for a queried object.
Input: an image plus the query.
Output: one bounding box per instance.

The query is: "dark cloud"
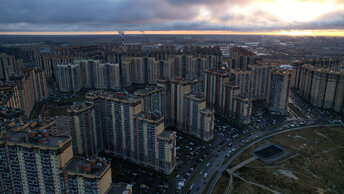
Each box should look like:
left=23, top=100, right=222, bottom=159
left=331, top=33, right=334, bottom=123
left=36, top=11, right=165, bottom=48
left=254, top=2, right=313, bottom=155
left=0, top=0, right=199, bottom=31
left=0, top=0, right=343, bottom=32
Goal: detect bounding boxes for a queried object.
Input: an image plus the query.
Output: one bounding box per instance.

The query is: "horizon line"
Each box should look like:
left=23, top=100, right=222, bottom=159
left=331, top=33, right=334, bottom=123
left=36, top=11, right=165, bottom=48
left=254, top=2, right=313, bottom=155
left=1, top=30, right=344, bottom=37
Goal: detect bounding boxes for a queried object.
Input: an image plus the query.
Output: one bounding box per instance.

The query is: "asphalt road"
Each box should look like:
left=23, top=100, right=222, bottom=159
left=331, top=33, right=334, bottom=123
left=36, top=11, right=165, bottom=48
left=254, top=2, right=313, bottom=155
left=205, top=123, right=344, bottom=194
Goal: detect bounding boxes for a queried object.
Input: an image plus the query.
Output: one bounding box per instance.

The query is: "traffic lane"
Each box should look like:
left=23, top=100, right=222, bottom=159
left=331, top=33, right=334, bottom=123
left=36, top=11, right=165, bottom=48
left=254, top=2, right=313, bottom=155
left=176, top=135, right=226, bottom=192
left=190, top=142, right=237, bottom=193
left=207, top=124, right=329, bottom=194
left=188, top=125, right=263, bottom=193
left=199, top=127, right=279, bottom=193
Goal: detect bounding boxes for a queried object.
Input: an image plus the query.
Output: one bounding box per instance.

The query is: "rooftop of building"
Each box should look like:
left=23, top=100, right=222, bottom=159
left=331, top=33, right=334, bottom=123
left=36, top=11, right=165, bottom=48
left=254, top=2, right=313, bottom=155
left=113, top=91, right=141, bottom=103
left=0, top=116, right=57, bottom=133
left=135, top=86, right=163, bottom=95
left=157, top=76, right=200, bottom=84
left=302, top=64, right=344, bottom=75
left=105, top=183, right=133, bottom=194
left=136, top=111, right=164, bottom=122
left=204, top=69, right=229, bottom=75
left=62, top=156, right=110, bottom=177
left=86, top=90, right=141, bottom=103
left=224, top=82, right=239, bottom=88
left=158, top=130, right=176, bottom=140
left=0, top=130, right=70, bottom=148
left=200, top=108, right=215, bottom=114
left=184, top=92, right=205, bottom=100
left=235, top=95, right=251, bottom=101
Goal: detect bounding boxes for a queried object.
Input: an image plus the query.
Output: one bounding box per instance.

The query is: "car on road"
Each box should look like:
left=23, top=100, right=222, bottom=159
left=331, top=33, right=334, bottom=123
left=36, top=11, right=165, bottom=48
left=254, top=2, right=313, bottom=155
left=189, top=183, right=194, bottom=191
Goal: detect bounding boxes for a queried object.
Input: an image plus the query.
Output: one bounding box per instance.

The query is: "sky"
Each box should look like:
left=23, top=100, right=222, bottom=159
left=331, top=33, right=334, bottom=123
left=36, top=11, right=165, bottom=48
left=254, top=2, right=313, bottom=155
left=0, top=0, right=344, bottom=36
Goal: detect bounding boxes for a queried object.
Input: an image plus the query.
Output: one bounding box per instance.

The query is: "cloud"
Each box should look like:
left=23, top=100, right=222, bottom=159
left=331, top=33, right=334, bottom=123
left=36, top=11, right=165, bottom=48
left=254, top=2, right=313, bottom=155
left=0, top=0, right=343, bottom=32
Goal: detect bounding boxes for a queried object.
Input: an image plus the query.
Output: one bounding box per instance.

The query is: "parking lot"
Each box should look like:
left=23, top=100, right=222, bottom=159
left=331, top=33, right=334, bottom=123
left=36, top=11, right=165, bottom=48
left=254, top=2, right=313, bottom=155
left=97, top=117, right=249, bottom=194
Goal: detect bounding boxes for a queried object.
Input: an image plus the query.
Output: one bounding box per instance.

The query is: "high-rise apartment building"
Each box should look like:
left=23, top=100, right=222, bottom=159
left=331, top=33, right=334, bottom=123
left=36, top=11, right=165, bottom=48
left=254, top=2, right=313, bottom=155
left=204, top=69, right=230, bottom=111
left=68, top=102, right=97, bottom=158
left=156, top=58, right=173, bottom=78
left=36, top=54, right=74, bottom=80
left=173, top=55, right=209, bottom=79
left=234, top=95, right=252, bottom=124
left=130, top=57, right=156, bottom=84
left=135, top=86, right=166, bottom=119
left=293, top=64, right=344, bottom=112
left=57, top=60, right=120, bottom=92
left=230, top=70, right=251, bottom=96
left=267, top=69, right=292, bottom=115
left=85, top=91, right=177, bottom=174
left=10, top=69, right=48, bottom=115
left=135, top=112, right=176, bottom=174
left=229, top=47, right=259, bottom=71
left=184, top=93, right=214, bottom=141
left=223, top=82, right=240, bottom=116
left=57, top=63, right=81, bottom=92
left=157, top=78, right=201, bottom=130
left=156, top=130, right=177, bottom=175
left=121, top=59, right=133, bottom=87
left=248, top=64, right=274, bottom=100
left=60, top=157, right=112, bottom=194
left=0, top=53, right=16, bottom=81
left=0, top=130, right=112, bottom=194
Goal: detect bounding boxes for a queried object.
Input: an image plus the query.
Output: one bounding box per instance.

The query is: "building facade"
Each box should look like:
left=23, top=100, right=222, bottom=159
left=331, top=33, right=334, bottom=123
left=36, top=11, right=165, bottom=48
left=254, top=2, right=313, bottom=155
left=68, top=102, right=97, bottom=158
left=86, top=91, right=177, bottom=174
left=184, top=93, right=214, bottom=141
left=267, top=69, right=291, bottom=115
left=57, top=60, right=120, bottom=92
left=293, top=64, right=344, bottom=112
left=0, top=130, right=112, bottom=194
left=204, top=69, right=230, bottom=111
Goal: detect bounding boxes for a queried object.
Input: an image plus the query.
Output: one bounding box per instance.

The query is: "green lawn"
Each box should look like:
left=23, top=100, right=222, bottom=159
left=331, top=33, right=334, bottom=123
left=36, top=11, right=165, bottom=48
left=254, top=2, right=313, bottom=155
left=219, top=126, right=344, bottom=194
left=202, top=171, right=219, bottom=194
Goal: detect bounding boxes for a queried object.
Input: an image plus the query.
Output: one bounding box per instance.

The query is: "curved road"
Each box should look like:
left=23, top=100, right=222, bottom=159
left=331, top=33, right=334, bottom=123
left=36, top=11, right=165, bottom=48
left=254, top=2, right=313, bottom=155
left=204, top=124, right=344, bottom=194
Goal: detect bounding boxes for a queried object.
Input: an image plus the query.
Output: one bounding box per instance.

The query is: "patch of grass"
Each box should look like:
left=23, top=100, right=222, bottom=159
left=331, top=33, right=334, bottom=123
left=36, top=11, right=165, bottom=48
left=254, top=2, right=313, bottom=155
left=212, top=173, right=230, bottom=194
left=288, top=103, right=306, bottom=118
left=227, top=126, right=344, bottom=193
left=232, top=177, right=270, bottom=194
left=202, top=171, right=219, bottom=194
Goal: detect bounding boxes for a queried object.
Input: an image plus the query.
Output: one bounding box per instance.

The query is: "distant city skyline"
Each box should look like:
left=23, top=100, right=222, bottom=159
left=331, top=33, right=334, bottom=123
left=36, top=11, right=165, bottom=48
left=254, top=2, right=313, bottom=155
left=1, top=0, right=344, bottom=36
left=1, top=29, right=344, bottom=36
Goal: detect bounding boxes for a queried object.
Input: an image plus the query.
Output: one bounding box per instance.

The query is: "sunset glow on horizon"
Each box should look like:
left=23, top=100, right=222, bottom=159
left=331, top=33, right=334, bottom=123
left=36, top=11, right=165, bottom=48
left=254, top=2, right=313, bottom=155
left=1, top=0, right=344, bottom=36
left=1, top=30, right=344, bottom=37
